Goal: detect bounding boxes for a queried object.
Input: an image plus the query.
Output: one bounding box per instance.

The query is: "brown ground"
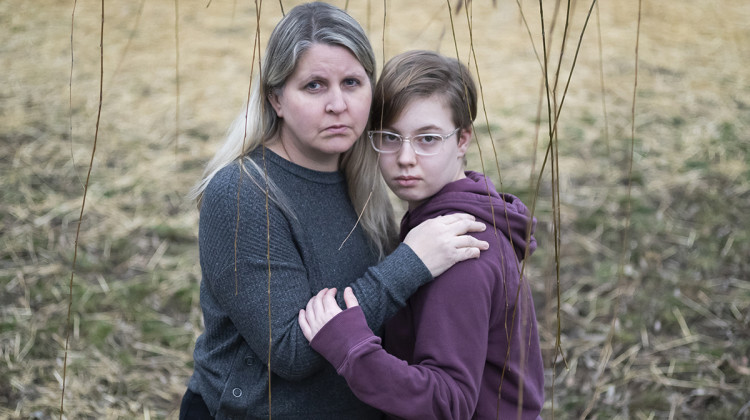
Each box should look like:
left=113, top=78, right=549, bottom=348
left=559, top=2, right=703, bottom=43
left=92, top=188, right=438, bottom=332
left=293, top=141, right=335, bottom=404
left=2, top=0, right=749, bottom=418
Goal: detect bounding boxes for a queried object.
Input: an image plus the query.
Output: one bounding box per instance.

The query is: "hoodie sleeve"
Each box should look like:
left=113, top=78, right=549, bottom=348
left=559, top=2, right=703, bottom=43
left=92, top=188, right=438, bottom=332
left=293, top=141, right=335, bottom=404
left=311, top=257, right=495, bottom=420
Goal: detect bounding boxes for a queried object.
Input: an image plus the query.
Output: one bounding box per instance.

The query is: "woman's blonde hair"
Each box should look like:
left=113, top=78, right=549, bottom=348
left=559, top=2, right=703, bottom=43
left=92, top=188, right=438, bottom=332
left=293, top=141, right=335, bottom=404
left=190, top=2, right=398, bottom=257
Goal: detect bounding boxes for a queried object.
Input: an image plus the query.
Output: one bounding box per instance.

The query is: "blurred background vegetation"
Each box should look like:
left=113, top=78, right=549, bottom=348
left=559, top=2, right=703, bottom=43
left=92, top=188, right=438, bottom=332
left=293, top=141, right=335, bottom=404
left=1, top=0, right=748, bottom=418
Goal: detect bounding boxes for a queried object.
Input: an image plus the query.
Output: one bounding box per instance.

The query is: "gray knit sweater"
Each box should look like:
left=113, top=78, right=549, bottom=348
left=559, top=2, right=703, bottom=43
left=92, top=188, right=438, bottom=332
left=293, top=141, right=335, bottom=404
left=187, top=149, right=431, bottom=419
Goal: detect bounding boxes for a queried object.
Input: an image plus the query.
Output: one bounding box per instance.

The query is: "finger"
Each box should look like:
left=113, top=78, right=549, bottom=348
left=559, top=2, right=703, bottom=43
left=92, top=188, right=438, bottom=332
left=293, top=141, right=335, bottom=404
left=309, top=288, right=327, bottom=319
left=437, top=217, right=485, bottom=235
left=437, top=213, right=476, bottom=224
left=306, top=293, right=315, bottom=315
left=312, top=288, right=328, bottom=320
left=444, top=218, right=486, bottom=233
left=455, top=235, right=489, bottom=250
left=322, top=288, right=340, bottom=313
left=298, top=309, right=313, bottom=341
left=463, top=220, right=487, bottom=233
left=464, top=246, right=482, bottom=260
left=456, top=245, right=486, bottom=261
left=343, top=287, right=359, bottom=308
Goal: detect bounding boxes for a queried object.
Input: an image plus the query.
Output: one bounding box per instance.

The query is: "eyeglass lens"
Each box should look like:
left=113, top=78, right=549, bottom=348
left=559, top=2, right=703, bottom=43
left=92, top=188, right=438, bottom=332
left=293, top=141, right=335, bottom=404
left=370, top=132, right=445, bottom=155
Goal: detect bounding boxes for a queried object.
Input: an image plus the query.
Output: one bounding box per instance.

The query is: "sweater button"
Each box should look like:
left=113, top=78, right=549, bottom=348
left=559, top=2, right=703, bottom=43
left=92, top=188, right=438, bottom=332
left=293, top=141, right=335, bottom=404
left=232, top=388, right=242, bottom=397
left=244, top=356, right=253, bottom=365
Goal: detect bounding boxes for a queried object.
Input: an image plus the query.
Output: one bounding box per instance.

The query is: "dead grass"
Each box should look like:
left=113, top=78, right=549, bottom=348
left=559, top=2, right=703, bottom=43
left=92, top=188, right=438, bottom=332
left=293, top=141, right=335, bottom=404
left=1, top=0, right=749, bottom=419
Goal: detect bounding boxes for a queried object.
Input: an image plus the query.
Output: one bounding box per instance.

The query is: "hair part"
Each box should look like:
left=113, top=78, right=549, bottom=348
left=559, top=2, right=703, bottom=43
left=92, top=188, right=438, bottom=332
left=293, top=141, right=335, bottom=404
left=190, top=2, right=398, bottom=257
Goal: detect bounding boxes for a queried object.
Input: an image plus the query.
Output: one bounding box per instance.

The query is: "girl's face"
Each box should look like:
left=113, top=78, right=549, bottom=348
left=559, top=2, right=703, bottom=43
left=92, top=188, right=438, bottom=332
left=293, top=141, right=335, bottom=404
left=269, top=43, right=372, bottom=172
left=378, top=95, right=471, bottom=210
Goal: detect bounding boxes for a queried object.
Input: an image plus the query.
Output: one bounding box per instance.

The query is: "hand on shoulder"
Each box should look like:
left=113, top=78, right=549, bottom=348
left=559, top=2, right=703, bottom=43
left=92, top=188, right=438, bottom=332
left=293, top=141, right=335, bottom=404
left=403, top=213, right=489, bottom=277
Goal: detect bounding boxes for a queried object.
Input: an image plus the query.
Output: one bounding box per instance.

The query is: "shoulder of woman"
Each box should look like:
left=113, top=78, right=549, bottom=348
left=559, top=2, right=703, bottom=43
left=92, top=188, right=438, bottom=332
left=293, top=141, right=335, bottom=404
left=204, top=163, right=270, bottom=203
left=200, top=168, right=265, bottom=222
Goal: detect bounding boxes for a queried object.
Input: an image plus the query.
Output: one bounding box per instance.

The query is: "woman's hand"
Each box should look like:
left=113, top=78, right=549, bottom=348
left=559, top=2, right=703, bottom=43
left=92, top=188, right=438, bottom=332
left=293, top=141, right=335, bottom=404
left=299, top=287, right=360, bottom=342
left=403, top=213, right=489, bottom=278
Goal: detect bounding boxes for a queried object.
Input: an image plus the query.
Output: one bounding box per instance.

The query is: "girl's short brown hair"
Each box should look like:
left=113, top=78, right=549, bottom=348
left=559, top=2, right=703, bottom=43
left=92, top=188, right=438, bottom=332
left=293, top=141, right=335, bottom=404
left=370, top=50, right=477, bottom=131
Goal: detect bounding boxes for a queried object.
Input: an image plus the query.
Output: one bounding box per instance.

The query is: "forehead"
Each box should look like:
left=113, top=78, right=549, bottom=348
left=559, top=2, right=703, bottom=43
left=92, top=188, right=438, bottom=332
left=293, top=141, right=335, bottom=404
left=390, top=94, right=453, bottom=128
left=292, top=43, right=366, bottom=77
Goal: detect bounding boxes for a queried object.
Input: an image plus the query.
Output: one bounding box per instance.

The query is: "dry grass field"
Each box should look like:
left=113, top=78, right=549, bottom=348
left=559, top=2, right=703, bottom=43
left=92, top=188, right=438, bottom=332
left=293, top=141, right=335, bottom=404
left=2, top=0, right=749, bottom=418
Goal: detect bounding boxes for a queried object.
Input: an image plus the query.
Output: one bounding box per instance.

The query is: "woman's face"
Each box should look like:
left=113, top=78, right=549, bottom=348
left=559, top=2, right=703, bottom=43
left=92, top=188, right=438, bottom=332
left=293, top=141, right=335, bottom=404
left=378, top=95, right=471, bottom=210
left=269, top=43, right=372, bottom=172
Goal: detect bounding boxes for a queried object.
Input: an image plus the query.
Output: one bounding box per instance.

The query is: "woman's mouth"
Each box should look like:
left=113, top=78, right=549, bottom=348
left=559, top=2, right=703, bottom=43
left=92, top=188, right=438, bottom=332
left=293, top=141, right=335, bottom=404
left=325, top=124, right=349, bottom=135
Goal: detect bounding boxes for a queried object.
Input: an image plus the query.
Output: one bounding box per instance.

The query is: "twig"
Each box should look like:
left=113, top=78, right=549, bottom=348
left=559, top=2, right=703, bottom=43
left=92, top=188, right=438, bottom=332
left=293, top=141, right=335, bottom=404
left=61, top=0, right=105, bottom=417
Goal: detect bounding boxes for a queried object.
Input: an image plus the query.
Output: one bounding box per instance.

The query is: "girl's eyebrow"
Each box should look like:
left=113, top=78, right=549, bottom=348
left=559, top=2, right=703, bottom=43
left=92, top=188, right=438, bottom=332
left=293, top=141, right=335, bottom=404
left=389, top=124, right=444, bottom=133
left=415, top=125, right=444, bottom=132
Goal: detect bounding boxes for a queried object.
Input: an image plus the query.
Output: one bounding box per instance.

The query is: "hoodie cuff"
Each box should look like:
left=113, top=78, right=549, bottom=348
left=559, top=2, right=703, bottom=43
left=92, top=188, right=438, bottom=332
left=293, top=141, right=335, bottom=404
left=310, top=306, right=380, bottom=371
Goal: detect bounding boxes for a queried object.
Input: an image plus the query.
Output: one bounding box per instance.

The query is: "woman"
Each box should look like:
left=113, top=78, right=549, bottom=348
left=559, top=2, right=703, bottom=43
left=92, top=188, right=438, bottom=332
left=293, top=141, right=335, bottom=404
left=180, top=4, right=488, bottom=419
left=299, top=50, right=545, bottom=419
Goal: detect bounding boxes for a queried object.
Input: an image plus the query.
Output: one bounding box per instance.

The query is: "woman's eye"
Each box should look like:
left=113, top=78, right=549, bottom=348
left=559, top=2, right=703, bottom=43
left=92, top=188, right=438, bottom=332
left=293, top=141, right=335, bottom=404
left=306, top=81, right=322, bottom=90
left=343, top=78, right=361, bottom=87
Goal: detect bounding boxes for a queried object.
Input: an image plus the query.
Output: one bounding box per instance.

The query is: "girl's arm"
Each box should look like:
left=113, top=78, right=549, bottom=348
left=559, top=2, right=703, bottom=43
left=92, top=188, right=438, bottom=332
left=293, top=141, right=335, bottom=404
left=300, top=262, right=494, bottom=419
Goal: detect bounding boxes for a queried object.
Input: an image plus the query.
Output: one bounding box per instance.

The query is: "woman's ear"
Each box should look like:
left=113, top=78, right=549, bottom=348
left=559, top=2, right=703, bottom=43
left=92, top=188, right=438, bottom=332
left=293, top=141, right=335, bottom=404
left=268, top=90, right=283, bottom=118
left=456, top=126, right=473, bottom=157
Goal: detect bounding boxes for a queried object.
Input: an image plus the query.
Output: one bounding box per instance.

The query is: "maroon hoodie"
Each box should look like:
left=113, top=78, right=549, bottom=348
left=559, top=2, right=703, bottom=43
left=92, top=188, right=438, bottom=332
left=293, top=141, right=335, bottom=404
left=311, top=171, right=544, bottom=419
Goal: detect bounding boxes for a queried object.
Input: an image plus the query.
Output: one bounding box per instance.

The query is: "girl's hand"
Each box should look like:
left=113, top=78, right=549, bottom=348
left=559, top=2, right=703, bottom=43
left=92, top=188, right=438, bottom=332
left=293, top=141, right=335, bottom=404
left=403, top=213, right=489, bottom=278
left=299, top=287, right=359, bottom=342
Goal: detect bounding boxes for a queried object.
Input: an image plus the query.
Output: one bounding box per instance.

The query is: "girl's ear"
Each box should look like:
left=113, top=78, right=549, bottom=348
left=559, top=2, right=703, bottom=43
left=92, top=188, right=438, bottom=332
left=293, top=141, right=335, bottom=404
left=456, top=126, right=473, bottom=157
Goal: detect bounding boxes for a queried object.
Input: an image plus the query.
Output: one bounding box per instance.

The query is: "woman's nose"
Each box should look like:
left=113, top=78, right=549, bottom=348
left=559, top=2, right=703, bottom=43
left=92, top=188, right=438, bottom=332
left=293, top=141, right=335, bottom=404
left=325, top=88, right=347, bottom=113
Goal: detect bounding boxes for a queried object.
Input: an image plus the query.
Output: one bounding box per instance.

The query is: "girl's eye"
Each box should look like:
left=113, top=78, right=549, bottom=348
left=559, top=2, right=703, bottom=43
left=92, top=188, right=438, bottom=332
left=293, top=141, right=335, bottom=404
left=417, top=135, right=440, bottom=144
left=384, top=133, right=401, bottom=143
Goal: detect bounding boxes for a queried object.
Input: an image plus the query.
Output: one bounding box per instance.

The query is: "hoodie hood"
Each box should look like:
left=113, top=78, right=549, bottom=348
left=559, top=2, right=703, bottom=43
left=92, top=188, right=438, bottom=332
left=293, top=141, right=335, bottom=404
left=400, top=171, right=537, bottom=261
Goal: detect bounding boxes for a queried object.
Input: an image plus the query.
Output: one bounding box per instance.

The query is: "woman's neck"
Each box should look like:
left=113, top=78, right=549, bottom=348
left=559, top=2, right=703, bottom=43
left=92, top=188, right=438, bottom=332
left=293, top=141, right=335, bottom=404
left=266, top=136, right=340, bottom=172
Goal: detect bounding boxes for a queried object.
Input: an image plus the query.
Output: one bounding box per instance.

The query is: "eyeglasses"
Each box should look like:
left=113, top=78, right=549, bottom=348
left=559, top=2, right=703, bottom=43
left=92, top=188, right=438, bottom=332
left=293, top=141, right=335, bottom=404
left=368, top=128, right=460, bottom=156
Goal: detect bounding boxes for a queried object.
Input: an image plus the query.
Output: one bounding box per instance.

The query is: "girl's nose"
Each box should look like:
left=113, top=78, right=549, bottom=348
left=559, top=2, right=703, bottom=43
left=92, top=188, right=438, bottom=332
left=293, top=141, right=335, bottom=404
left=396, top=141, right=417, bottom=166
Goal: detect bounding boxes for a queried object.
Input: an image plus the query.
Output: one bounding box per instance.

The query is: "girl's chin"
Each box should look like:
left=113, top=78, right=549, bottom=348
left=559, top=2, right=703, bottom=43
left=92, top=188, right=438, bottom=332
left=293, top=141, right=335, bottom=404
left=391, top=190, right=428, bottom=209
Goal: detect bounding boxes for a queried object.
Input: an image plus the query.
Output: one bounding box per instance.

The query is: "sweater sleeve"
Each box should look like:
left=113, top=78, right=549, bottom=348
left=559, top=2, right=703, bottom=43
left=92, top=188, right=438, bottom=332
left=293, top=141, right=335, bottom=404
left=348, top=242, right=432, bottom=334
left=311, top=259, right=494, bottom=420
left=199, top=165, right=432, bottom=381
